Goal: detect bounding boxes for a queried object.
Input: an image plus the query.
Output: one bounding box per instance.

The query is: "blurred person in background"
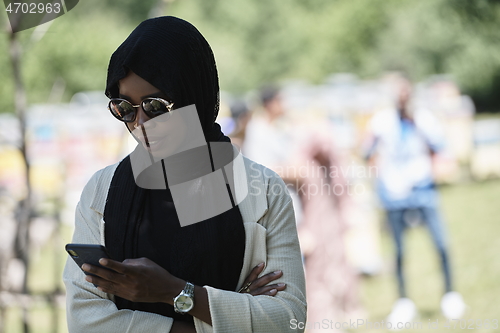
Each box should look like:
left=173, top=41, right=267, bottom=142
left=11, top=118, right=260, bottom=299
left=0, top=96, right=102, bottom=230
left=228, top=99, right=251, bottom=148
left=242, top=86, right=290, bottom=170
left=242, top=85, right=303, bottom=223
left=364, top=75, right=466, bottom=324
left=292, top=131, right=361, bottom=327
left=243, top=86, right=360, bottom=327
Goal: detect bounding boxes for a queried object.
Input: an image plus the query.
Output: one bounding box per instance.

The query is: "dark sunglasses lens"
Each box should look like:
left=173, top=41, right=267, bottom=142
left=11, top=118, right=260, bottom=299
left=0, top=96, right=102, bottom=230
left=109, top=100, right=135, bottom=122
left=142, top=99, right=170, bottom=117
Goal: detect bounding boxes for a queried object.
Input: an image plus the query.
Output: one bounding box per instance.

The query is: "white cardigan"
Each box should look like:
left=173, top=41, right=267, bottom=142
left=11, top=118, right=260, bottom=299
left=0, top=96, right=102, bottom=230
left=63, top=156, right=306, bottom=332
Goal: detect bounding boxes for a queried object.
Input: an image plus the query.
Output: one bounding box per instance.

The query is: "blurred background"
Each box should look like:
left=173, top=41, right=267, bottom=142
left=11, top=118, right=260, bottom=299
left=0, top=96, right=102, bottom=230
left=0, top=0, right=499, bottom=332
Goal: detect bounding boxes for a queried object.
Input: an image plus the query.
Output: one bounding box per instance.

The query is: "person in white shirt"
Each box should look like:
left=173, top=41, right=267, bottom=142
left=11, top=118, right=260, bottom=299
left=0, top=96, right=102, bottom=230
left=365, top=76, right=465, bottom=322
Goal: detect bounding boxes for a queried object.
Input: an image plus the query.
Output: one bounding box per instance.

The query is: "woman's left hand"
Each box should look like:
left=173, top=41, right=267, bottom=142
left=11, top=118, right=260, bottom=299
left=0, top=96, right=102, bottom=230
left=238, top=262, right=286, bottom=296
left=82, top=257, right=184, bottom=304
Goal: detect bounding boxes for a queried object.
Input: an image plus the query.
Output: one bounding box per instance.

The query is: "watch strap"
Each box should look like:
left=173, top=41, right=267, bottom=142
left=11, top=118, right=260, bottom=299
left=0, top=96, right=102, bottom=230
left=184, top=281, right=195, bottom=297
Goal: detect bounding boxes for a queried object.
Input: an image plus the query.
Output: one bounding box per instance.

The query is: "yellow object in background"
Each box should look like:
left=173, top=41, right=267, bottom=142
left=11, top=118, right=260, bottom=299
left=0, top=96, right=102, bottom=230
left=0, top=147, right=26, bottom=199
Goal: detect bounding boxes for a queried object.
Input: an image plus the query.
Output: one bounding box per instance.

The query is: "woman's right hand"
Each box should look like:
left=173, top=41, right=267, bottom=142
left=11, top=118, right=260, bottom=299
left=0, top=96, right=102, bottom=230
left=238, top=263, right=286, bottom=296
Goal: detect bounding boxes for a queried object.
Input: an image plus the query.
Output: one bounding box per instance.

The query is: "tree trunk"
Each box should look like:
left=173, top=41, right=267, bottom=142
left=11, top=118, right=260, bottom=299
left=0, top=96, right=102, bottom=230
left=8, top=30, right=33, bottom=333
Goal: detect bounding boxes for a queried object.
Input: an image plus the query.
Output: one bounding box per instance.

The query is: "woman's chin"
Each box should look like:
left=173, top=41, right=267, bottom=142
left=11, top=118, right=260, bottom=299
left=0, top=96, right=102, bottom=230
left=148, top=142, right=181, bottom=161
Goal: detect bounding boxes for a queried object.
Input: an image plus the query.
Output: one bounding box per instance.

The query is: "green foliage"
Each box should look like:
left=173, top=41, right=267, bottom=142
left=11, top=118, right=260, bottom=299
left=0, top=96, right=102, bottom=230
left=373, top=0, right=500, bottom=110
left=1, top=0, right=500, bottom=113
left=0, top=1, right=135, bottom=114
left=22, top=12, right=131, bottom=104
left=167, top=0, right=500, bottom=110
left=167, top=0, right=402, bottom=91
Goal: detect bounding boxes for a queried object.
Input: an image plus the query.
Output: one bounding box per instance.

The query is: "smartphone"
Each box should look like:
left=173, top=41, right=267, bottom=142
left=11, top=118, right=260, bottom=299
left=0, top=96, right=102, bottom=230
left=65, top=244, right=113, bottom=286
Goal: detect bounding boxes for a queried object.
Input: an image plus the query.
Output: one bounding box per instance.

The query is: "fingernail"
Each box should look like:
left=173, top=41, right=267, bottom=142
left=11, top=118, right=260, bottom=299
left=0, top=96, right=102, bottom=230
left=85, top=276, right=92, bottom=282
left=82, top=264, right=89, bottom=271
left=257, top=262, right=264, bottom=268
left=270, top=289, right=277, bottom=293
left=278, top=283, right=286, bottom=287
left=274, top=270, right=281, bottom=275
left=99, top=258, right=107, bottom=265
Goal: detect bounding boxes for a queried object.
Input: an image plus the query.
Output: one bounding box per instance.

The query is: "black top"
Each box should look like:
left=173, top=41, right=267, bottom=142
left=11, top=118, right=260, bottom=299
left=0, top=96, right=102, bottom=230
left=103, top=155, right=246, bottom=323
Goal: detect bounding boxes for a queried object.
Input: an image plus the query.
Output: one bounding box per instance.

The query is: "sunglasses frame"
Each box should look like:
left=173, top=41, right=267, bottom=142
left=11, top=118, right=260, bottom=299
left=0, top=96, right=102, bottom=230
left=108, top=97, right=174, bottom=123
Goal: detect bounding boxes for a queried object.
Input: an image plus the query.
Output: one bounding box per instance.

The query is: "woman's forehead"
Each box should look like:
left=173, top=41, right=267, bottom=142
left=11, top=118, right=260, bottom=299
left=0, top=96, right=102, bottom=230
left=118, top=71, right=163, bottom=97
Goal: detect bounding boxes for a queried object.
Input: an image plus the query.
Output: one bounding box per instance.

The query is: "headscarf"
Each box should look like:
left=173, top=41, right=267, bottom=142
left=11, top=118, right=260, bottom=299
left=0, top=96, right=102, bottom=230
left=103, top=17, right=245, bottom=322
left=105, top=16, right=224, bottom=142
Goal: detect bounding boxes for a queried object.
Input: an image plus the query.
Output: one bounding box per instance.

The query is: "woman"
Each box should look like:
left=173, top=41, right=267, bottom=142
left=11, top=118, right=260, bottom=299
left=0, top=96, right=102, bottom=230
left=63, top=16, right=306, bottom=333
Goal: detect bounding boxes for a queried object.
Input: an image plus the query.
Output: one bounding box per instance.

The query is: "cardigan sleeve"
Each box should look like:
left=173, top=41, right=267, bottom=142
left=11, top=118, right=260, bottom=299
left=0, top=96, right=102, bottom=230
left=62, top=168, right=174, bottom=333
left=195, top=171, right=307, bottom=333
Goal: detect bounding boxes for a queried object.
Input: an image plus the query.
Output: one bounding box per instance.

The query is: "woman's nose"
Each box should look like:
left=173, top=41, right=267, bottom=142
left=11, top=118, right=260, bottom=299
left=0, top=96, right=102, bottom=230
left=135, top=107, right=152, bottom=127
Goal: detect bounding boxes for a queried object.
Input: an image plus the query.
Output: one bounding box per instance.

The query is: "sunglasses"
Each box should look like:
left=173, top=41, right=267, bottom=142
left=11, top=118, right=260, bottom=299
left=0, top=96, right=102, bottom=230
left=108, top=97, right=174, bottom=123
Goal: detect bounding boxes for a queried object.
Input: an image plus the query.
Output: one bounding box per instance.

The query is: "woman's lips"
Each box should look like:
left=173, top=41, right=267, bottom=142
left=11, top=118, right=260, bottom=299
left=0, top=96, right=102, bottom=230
left=141, top=135, right=166, bottom=149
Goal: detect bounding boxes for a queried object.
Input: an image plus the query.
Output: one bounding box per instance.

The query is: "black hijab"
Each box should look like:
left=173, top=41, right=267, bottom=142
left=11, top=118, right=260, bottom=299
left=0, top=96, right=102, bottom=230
left=105, top=16, right=224, bottom=142
left=103, top=16, right=246, bottom=322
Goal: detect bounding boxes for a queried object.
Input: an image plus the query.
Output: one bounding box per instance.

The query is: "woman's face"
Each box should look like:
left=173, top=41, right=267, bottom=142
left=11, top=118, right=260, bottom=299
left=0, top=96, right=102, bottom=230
left=119, top=70, right=187, bottom=160
left=118, top=70, right=170, bottom=132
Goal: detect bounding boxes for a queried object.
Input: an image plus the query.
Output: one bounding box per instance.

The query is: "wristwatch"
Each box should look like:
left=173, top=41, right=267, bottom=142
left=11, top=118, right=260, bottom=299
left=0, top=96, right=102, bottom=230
left=173, top=281, right=195, bottom=314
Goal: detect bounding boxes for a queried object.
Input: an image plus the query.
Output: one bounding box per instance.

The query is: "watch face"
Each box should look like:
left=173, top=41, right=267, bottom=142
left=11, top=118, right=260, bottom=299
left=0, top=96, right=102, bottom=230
left=175, top=295, right=194, bottom=312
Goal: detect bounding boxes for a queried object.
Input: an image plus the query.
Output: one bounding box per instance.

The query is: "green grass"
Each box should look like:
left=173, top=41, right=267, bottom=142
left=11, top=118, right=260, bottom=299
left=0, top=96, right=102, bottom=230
left=4, top=307, right=67, bottom=333
left=2, top=181, right=500, bottom=332
left=358, top=179, right=500, bottom=333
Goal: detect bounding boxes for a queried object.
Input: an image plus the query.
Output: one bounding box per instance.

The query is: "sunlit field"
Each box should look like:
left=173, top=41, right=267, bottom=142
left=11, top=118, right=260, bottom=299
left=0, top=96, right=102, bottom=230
left=359, top=179, right=500, bottom=333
